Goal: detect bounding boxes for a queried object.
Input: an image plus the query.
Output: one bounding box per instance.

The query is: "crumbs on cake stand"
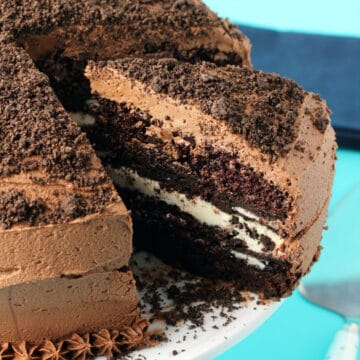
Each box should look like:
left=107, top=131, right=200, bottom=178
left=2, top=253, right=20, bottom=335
left=123, top=251, right=256, bottom=358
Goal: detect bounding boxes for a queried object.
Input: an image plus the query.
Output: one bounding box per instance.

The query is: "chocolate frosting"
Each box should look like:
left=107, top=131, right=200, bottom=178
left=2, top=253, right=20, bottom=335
left=12, top=342, right=38, bottom=360
left=88, top=58, right=307, bottom=158
left=92, top=330, right=121, bottom=358
left=0, top=318, right=148, bottom=360
left=38, top=341, right=68, bottom=360
left=0, top=0, right=251, bottom=68
left=85, top=58, right=336, bottom=236
left=0, top=39, right=121, bottom=231
left=66, top=334, right=93, bottom=360
left=0, top=343, right=10, bottom=360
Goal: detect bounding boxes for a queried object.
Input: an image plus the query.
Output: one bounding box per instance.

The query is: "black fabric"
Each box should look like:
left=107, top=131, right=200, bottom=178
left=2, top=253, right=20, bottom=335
left=239, top=25, right=360, bottom=149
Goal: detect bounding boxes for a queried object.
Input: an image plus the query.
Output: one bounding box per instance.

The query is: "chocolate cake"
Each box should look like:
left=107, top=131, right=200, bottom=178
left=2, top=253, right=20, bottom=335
left=82, top=58, right=336, bottom=298
left=0, top=0, right=337, bottom=356
left=0, top=39, right=148, bottom=355
left=0, top=0, right=253, bottom=355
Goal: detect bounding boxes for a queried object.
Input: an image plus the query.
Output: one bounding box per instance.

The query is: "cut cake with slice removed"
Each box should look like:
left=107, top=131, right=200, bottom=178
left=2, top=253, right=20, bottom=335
left=83, top=58, right=337, bottom=298
left=0, top=0, right=254, bottom=352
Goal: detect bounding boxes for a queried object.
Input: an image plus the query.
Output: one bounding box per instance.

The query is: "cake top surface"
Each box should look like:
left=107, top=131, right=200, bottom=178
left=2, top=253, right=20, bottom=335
left=0, top=42, right=119, bottom=230
left=87, top=58, right=330, bottom=159
left=0, top=0, right=236, bottom=35
left=0, top=0, right=250, bottom=67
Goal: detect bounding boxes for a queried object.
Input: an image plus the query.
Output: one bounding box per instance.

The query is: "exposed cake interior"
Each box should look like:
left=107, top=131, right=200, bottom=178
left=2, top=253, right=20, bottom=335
left=7, top=43, right=331, bottom=298
left=75, top=58, right=336, bottom=297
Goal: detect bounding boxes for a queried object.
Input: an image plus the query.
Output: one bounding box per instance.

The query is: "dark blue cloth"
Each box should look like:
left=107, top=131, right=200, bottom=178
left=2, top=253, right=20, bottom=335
left=238, top=25, right=360, bottom=148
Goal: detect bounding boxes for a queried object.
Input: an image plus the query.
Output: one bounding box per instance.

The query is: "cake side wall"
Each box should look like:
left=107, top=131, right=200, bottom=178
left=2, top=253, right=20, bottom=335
left=0, top=269, right=140, bottom=343
left=284, top=194, right=330, bottom=289
left=293, top=125, right=336, bottom=235
left=0, top=202, right=132, bottom=288
left=280, top=93, right=336, bottom=236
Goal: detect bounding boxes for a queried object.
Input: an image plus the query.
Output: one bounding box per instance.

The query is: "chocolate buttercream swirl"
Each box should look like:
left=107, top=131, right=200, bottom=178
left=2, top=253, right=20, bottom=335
left=1, top=319, right=149, bottom=360
left=38, top=341, right=67, bottom=360
left=92, top=330, right=121, bottom=358
left=12, top=342, right=38, bottom=360
left=0, top=343, right=11, bottom=360
left=116, top=319, right=149, bottom=350
left=65, top=334, right=93, bottom=360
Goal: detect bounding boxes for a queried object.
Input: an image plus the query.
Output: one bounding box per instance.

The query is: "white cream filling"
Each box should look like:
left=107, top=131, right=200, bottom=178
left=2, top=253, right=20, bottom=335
left=69, top=112, right=96, bottom=127
left=108, top=167, right=285, bottom=268
left=230, top=251, right=269, bottom=270
left=70, top=105, right=283, bottom=271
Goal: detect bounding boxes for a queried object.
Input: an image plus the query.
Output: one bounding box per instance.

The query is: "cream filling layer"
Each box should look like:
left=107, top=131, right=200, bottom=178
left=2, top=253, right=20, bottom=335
left=230, top=251, right=269, bottom=270
left=107, top=167, right=285, bottom=263
left=69, top=112, right=96, bottom=127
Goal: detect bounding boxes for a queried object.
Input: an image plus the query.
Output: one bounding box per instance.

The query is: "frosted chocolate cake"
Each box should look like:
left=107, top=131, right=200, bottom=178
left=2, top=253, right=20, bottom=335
left=0, top=0, right=337, bottom=356
left=0, top=0, right=251, bottom=355
left=0, top=41, right=147, bottom=356
left=83, top=58, right=336, bottom=298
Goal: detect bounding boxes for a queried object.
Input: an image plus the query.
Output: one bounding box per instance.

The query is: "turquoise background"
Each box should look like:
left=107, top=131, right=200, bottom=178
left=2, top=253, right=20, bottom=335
left=202, top=1, right=360, bottom=359
left=204, top=0, right=360, bottom=38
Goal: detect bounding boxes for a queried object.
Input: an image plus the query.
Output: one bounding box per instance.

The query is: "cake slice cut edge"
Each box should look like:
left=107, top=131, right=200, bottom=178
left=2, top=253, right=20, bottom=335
left=82, top=57, right=336, bottom=298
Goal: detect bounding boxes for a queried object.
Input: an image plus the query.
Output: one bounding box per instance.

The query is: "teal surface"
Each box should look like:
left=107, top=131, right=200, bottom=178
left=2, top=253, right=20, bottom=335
left=204, top=0, right=360, bottom=38
left=201, top=1, right=360, bottom=359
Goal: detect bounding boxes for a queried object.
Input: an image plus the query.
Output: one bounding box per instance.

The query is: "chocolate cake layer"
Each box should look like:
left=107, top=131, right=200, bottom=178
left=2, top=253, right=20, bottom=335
left=84, top=98, right=292, bottom=222
left=81, top=58, right=336, bottom=297
left=85, top=58, right=336, bottom=237
left=119, top=187, right=328, bottom=298
left=0, top=269, right=141, bottom=343
left=89, top=59, right=305, bottom=158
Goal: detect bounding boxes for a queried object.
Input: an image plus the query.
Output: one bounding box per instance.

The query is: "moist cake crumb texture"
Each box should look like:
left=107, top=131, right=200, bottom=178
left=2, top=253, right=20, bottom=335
left=120, top=187, right=294, bottom=298
left=84, top=56, right=336, bottom=299
left=90, top=58, right=315, bottom=158
left=85, top=97, right=292, bottom=220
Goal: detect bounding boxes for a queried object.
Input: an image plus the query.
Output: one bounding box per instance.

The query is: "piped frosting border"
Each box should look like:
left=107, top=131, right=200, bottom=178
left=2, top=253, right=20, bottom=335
left=0, top=318, right=149, bottom=360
